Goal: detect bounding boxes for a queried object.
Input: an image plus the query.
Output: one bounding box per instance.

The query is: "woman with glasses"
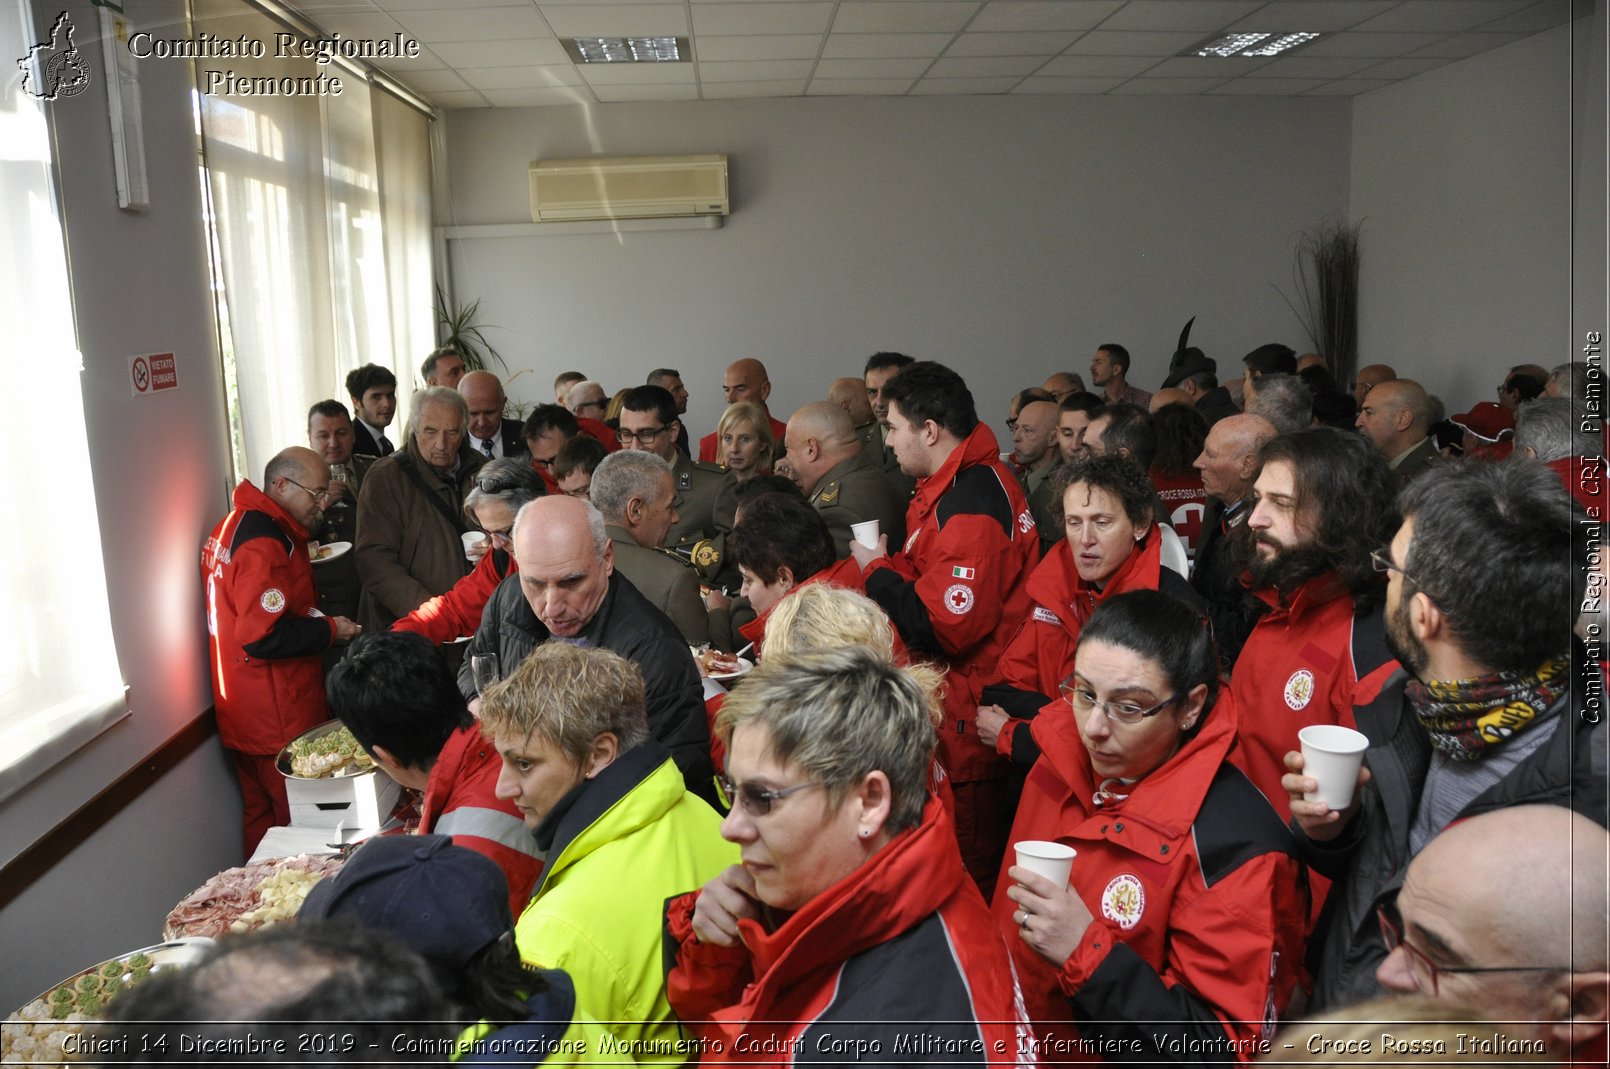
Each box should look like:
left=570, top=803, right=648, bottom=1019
left=393, top=459, right=545, bottom=644
left=994, top=590, right=1308, bottom=1058
left=976, top=455, right=1202, bottom=769
left=666, top=648, right=1027, bottom=1059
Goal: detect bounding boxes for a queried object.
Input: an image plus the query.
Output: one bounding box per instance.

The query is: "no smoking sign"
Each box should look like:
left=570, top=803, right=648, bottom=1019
left=129, top=352, right=178, bottom=396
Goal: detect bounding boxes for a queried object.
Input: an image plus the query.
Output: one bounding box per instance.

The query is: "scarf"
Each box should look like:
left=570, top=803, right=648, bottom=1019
left=1405, top=656, right=1570, bottom=761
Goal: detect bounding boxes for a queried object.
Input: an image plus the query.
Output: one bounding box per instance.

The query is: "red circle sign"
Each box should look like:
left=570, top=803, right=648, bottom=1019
left=132, top=356, right=149, bottom=392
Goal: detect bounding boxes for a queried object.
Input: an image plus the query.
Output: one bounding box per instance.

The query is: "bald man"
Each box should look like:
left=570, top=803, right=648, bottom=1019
left=1190, top=413, right=1277, bottom=670
left=1355, top=378, right=1437, bottom=482
left=699, top=359, right=788, bottom=462
left=1378, top=806, right=1607, bottom=1061
left=1147, top=387, right=1193, bottom=413
left=203, top=445, right=361, bottom=850
left=784, top=401, right=905, bottom=560
left=1042, top=371, right=1084, bottom=402
left=1352, top=363, right=1397, bottom=407
left=459, top=370, right=526, bottom=460
left=827, top=376, right=878, bottom=452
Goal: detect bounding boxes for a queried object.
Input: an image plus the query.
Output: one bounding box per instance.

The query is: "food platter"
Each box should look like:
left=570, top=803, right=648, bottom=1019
left=311, top=540, right=351, bottom=564
left=164, top=853, right=344, bottom=942
left=693, top=647, right=754, bottom=681
left=276, top=719, right=375, bottom=779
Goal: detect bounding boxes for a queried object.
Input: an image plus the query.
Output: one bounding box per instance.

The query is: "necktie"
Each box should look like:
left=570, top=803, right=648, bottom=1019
left=378, top=435, right=393, bottom=456
left=482, top=437, right=495, bottom=458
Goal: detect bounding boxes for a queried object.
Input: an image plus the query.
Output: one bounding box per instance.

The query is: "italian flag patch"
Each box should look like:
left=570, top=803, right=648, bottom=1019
left=952, top=566, right=975, bottom=580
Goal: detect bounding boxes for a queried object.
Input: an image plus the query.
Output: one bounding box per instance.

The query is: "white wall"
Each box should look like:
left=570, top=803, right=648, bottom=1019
left=442, top=95, right=1351, bottom=436
left=1350, top=19, right=1586, bottom=411
left=0, top=0, right=241, bottom=1010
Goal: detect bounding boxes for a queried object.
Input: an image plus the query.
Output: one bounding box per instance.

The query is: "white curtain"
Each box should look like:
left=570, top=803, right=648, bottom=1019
left=0, top=2, right=128, bottom=803
left=196, top=0, right=433, bottom=483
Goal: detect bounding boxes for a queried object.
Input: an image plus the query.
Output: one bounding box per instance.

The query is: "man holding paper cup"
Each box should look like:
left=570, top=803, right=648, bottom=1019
left=783, top=401, right=905, bottom=560
left=1281, top=459, right=1607, bottom=1012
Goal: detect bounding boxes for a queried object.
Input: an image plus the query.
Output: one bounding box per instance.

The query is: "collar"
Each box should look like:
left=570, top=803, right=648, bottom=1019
left=357, top=417, right=388, bottom=444
left=1028, top=527, right=1162, bottom=626
left=230, top=479, right=312, bottom=541
left=1252, top=570, right=1349, bottom=619
left=910, top=422, right=1004, bottom=518
left=531, top=740, right=671, bottom=869
left=1388, top=437, right=1431, bottom=469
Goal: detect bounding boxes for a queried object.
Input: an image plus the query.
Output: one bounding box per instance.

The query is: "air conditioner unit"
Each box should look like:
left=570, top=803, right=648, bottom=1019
left=529, top=154, right=729, bottom=222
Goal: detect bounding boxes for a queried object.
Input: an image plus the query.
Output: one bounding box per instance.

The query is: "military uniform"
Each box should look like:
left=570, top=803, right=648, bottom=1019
left=666, top=450, right=726, bottom=583
left=872, top=425, right=918, bottom=503
left=606, top=524, right=711, bottom=647
left=1020, top=459, right=1063, bottom=557
left=310, top=453, right=377, bottom=623
left=809, top=450, right=907, bottom=560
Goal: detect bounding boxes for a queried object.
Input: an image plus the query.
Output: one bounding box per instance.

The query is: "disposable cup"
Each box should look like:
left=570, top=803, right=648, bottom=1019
left=1299, top=724, right=1370, bottom=810
left=461, top=531, right=488, bottom=559
left=1013, top=840, right=1075, bottom=888
left=850, top=519, right=880, bottom=550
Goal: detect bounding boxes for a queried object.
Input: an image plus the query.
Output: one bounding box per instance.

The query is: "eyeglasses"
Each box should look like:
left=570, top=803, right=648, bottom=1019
left=1369, top=548, right=1416, bottom=583
left=574, top=400, right=606, bottom=413
left=1060, top=679, right=1179, bottom=726
left=1376, top=907, right=1567, bottom=996
left=618, top=425, right=670, bottom=445
left=483, top=525, right=514, bottom=546
left=716, top=776, right=822, bottom=816
left=284, top=477, right=330, bottom=505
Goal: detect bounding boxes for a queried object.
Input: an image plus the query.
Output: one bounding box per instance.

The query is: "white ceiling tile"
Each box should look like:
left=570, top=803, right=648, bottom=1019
left=392, top=68, right=472, bottom=90
left=700, top=58, right=817, bottom=79
left=375, top=0, right=528, bottom=9
left=830, top=2, right=980, bottom=34
left=1351, top=55, right=1456, bottom=78
left=1099, top=1, right=1263, bottom=32
left=696, top=34, right=824, bottom=60
left=927, top=54, right=1043, bottom=76
left=968, top=1, right=1122, bottom=32
left=298, top=0, right=379, bottom=10
left=693, top=3, right=835, bottom=35
left=1407, top=31, right=1531, bottom=58
left=1013, top=75, right=1125, bottom=92
left=1227, top=2, right=1397, bottom=33
left=1352, top=1, right=1532, bottom=33
left=394, top=7, right=552, bottom=41
left=1207, top=77, right=1328, bottom=94
left=540, top=4, right=690, bottom=36
left=425, top=89, right=493, bottom=107
left=943, top=31, right=1076, bottom=55
left=1064, top=30, right=1205, bottom=55
left=1298, top=32, right=1445, bottom=57
left=1111, top=76, right=1230, bottom=93
left=482, top=85, right=596, bottom=104
left=458, top=64, right=586, bottom=88
left=371, top=50, right=457, bottom=70
left=1143, top=55, right=1269, bottom=76
left=701, top=79, right=809, bottom=97
left=813, top=56, right=933, bottom=77
left=592, top=82, right=700, bottom=99
left=1035, top=53, right=1156, bottom=76
left=301, top=12, right=407, bottom=37
left=821, top=33, right=954, bottom=57
left=1478, top=0, right=1574, bottom=33
left=910, top=75, right=1022, bottom=92
left=578, top=61, right=697, bottom=82
left=431, top=39, right=573, bottom=64
left=1242, top=54, right=1377, bottom=78
left=1301, top=78, right=1394, bottom=95
left=806, top=77, right=917, bottom=93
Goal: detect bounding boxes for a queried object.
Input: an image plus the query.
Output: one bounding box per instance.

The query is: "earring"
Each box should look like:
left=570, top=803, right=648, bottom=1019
left=858, top=828, right=871, bottom=839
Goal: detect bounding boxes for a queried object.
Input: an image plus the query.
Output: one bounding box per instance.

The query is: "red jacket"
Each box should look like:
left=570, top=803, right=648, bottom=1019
left=421, top=724, right=544, bottom=918
left=201, top=481, right=335, bottom=754
left=1227, top=576, right=1398, bottom=820
left=666, top=794, right=1033, bottom=1065
left=992, top=691, right=1309, bottom=1061
left=861, top=423, right=1039, bottom=782
left=699, top=414, right=788, bottom=464
left=984, top=532, right=1171, bottom=764
left=577, top=417, right=622, bottom=453
left=1149, top=468, right=1209, bottom=559
left=393, top=548, right=516, bottom=643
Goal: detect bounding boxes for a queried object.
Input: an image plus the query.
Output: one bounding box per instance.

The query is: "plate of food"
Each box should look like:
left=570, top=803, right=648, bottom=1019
left=277, top=721, right=376, bottom=780
left=4, top=939, right=212, bottom=1061
left=311, top=540, right=351, bottom=564
left=164, top=853, right=345, bottom=942
left=694, top=647, right=754, bottom=681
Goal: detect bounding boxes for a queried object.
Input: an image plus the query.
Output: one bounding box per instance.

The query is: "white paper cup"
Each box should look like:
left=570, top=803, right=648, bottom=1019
left=850, top=519, right=881, bottom=550
left=1014, top=840, right=1075, bottom=888
left=1299, top=724, right=1370, bottom=810
left=461, top=531, right=488, bottom=559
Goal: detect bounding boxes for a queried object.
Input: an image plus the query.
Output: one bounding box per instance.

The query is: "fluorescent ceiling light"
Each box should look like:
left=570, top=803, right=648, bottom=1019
left=563, top=37, right=689, bottom=63
left=1187, top=31, right=1322, bottom=58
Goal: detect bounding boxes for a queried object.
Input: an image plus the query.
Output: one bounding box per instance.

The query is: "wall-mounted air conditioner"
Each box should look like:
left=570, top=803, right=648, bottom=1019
left=529, top=154, right=729, bottom=222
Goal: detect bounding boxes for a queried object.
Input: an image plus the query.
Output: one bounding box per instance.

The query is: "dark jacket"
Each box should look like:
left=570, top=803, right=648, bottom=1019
left=1194, top=387, right=1239, bottom=429
left=1190, top=498, right=1265, bottom=673
left=1298, top=655, right=1609, bottom=1011
left=458, top=571, right=714, bottom=797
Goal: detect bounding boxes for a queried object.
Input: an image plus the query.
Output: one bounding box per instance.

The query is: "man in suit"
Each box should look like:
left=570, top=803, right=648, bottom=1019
left=345, top=363, right=398, bottom=457
left=306, top=400, right=377, bottom=623
left=590, top=450, right=710, bottom=646
left=619, top=385, right=723, bottom=565
left=698, top=359, right=788, bottom=462
left=783, top=401, right=905, bottom=560
left=1356, top=378, right=1438, bottom=483
left=421, top=347, right=466, bottom=389
left=459, top=370, right=527, bottom=460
